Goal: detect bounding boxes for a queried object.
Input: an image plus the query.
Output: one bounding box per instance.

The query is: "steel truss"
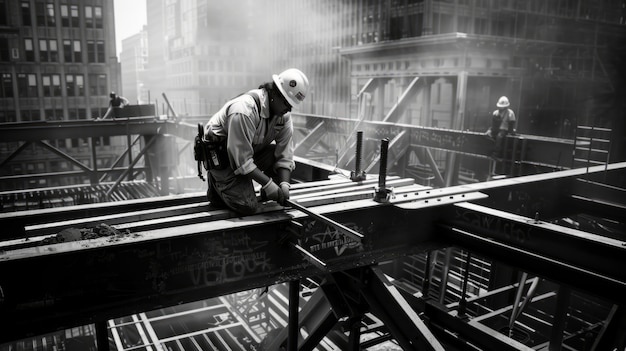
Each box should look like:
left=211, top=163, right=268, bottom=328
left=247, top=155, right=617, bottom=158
left=0, top=163, right=625, bottom=350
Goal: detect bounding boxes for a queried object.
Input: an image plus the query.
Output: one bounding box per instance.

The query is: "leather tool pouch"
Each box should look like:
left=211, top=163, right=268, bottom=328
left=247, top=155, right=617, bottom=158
left=204, top=130, right=229, bottom=170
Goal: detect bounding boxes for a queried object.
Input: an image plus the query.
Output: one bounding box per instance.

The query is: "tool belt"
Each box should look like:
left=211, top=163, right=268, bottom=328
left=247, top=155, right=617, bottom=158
left=194, top=124, right=229, bottom=178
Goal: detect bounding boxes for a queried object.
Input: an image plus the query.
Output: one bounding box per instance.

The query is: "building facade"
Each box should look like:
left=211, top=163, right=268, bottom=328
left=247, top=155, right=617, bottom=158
left=0, top=0, right=120, bottom=122
left=120, top=26, right=148, bottom=105
left=0, top=0, right=123, bottom=190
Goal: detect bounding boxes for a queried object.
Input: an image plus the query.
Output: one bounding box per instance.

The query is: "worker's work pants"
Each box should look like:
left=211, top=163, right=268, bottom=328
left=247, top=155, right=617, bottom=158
left=494, top=130, right=508, bottom=158
left=207, top=144, right=278, bottom=215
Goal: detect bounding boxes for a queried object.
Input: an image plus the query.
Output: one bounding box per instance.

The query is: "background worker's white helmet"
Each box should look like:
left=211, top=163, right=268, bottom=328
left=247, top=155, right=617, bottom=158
left=272, top=68, right=309, bottom=107
left=496, top=96, right=510, bottom=108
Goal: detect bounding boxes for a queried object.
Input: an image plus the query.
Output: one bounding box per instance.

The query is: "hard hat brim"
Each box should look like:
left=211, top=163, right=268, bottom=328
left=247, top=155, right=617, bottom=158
left=272, top=74, right=299, bottom=107
left=496, top=102, right=510, bottom=108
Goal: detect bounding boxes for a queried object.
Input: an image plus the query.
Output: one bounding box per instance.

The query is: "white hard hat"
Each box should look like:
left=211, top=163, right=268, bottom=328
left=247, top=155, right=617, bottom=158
left=496, top=96, right=510, bottom=108
left=272, top=68, right=309, bottom=107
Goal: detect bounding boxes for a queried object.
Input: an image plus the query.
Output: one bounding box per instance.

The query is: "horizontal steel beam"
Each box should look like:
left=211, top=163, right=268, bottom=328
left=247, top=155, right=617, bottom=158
left=1, top=164, right=624, bottom=342
left=293, top=114, right=573, bottom=164
left=0, top=187, right=444, bottom=342
left=438, top=202, right=626, bottom=302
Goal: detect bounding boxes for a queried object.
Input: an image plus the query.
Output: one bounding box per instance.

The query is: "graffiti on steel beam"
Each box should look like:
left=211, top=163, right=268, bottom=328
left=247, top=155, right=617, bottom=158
left=302, top=219, right=364, bottom=257
left=412, top=129, right=468, bottom=151
left=139, top=230, right=273, bottom=292
left=453, top=207, right=532, bottom=245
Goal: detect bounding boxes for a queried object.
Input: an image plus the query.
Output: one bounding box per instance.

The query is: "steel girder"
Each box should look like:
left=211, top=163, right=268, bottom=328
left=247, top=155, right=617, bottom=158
left=0, top=192, right=445, bottom=342
left=291, top=114, right=574, bottom=166
left=437, top=203, right=626, bottom=303
left=1, top=163, right=625, bottom=345
left=265, top=267, right=445, bottom=351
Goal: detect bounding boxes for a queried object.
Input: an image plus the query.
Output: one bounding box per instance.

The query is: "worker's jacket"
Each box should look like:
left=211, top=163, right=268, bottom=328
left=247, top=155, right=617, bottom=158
left=205, top=88, right=295, bottom=176
left=491, top=108, right=516, bottom=133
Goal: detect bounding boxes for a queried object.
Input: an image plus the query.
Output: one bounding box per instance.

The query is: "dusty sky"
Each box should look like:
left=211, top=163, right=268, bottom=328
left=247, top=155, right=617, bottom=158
left=114, top=0, right=147, bottom=57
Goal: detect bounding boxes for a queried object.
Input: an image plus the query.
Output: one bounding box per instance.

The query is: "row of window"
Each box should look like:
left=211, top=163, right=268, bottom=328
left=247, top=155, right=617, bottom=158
left=21, top=2, right=103, bottom=29
left=11, top=38, right=106, bottom=63
left=1, top=73, right=108, bottom=98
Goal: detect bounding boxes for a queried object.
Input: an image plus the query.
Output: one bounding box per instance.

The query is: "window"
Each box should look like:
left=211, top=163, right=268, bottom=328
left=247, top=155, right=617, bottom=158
left=28, top=74, right=38, bottom=97
left=24, top=38, right=34, bottom=61
left=49, top=39, right=58, bottom=61
left=85, top=6, right=93, bottom=27
left=63, top=39, right=71, bottom=62
left=1, top=73, right=13, bottom=98
left=76, top=75, right=84, bottom=96
left=21, top=2, right=32, bottom=26
left=39, top=39, right=48, bottom=61
left=94, top=6, right=103, bottom=28
left=0, top=37, right=9, bottom=62
left=36, top=3, right=56, bottom=27
left=46, top=3, right=55, bottom=26
left=66, top=74, right=84, bottom=96
left=86, top=41, right=95, bottom=62
left=66, top=74, right=74, bottom=96
left=70, top=5, right=79, bottom=27
left=18, top=73, right=38, bottom=97
left=96, top=41, right=104, bottom=62
left=89, top=74, right=107, bottom=96
left=0, top=1, right=7, bottom=26
left=52, top=74, right=61, bottom=96
left=39, top=39, right=58, bottom=62
left=73, top=40, right=81, bottom=62
left=42, top=75, right=51, bottom=96
left=41, top=75, right=61, bottom=97
left=21, top=109, right=41, bottom=122
left=45, top=109, right=62, bottom=121
left=60, top=5, right=69, bottom=27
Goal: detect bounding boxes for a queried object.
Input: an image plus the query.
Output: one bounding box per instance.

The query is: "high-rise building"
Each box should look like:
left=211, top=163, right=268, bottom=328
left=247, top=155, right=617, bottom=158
left=120, top=26, right=148, bottom=105
left=0, top=0, right=120, bottom=122
left=0, top=0, right=124, bottom=190
left=143, top=0, right=273, bottom=116
left=266, top=0, right=626, bottom=138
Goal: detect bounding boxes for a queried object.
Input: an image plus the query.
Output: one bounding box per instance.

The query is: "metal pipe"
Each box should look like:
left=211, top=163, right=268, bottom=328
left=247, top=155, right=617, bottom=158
left=288, top=279, right=300, bottom=351
left=355, top=131, right=363, bottom=174
left=378, top=138, right=389, bottom=189
left=374, top=138, right=392, bottom=203
left=509, top=272, right=528, bottom=336
left=351, top=131, right=366, bottom=181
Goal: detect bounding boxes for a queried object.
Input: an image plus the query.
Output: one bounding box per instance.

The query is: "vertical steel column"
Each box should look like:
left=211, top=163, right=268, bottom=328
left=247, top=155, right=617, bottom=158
left=422, top=251, right=432, bottom=298
left=549, top=286, right=571, bottom=351
left=288, top=279, right=300, bottom=351
left=457, top=252, right=472, bottom=318
left=95, top=321, right=110, bottom=351
left=90, top=136, right=98, bottom=185
left=439, top=248, right=453, bottom=305
left=347, top=317, right=362, bottom=351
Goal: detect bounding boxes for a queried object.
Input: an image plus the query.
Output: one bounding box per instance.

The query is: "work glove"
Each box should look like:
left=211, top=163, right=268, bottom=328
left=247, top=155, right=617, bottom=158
left=262, top=179, right=285, bottom=205
left=279, top=181, right=290, bottom=201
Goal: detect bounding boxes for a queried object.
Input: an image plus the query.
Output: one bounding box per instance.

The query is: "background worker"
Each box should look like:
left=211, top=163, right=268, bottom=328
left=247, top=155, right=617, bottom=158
left=202, top=68, right=309, bottom=215
left=488, top=96, right=516, bottom=158
left=101, top=91, right=129, bottom=119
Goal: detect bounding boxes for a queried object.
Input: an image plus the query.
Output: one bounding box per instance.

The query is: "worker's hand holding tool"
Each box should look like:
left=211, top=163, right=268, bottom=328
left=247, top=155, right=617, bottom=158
left=263, top=179, right=286, bottom=205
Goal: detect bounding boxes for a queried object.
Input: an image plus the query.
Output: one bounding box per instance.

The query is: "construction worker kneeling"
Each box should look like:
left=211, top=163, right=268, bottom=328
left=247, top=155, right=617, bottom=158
left=200, top=68, right=309, bottom=215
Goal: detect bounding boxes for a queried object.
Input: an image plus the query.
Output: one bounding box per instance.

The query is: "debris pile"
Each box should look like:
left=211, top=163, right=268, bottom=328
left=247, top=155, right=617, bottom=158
left=41, top=223, right=133, bottom=245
